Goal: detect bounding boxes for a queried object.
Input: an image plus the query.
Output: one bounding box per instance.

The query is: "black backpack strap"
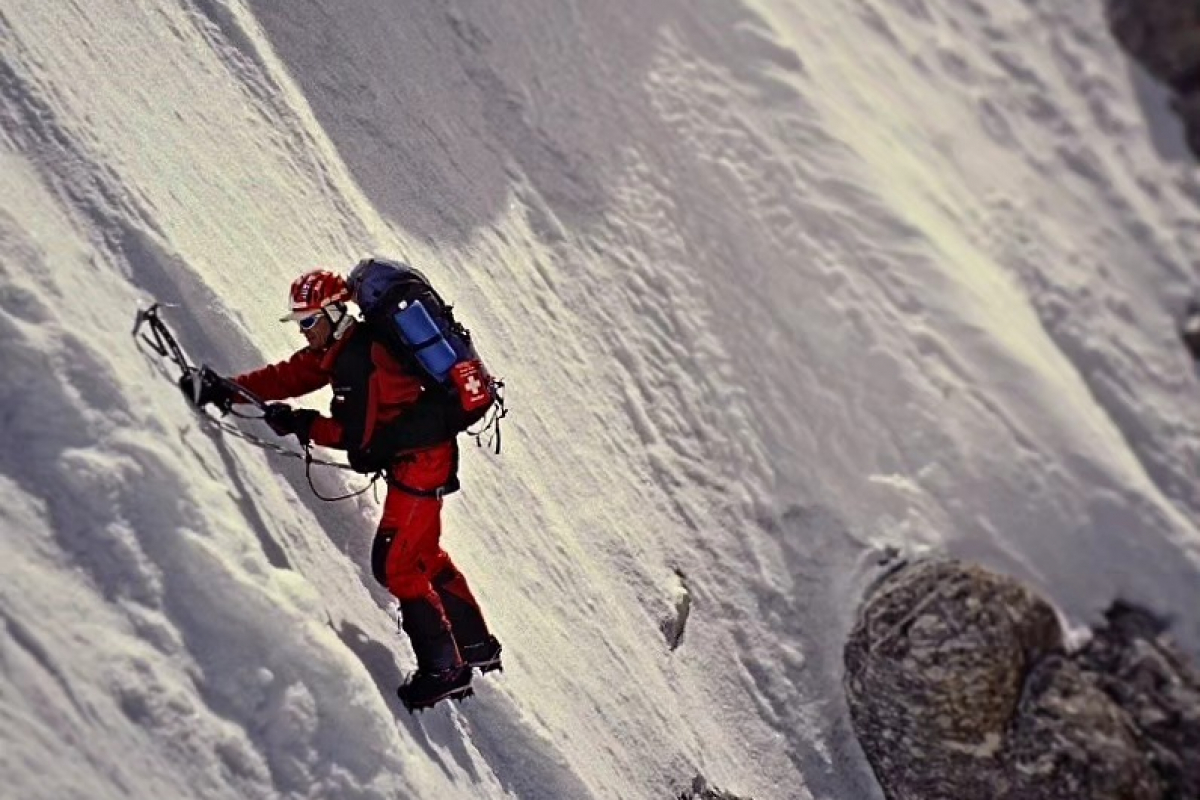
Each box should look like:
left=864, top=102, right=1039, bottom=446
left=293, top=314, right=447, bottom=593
left=328, top=329, right=376, bottom=450
left=467, top=379, right=507, bottom=454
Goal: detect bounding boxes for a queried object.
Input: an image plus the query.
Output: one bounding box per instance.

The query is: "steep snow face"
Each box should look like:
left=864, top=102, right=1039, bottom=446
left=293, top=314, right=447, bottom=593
left=2, top=1, right=1199, bottom=800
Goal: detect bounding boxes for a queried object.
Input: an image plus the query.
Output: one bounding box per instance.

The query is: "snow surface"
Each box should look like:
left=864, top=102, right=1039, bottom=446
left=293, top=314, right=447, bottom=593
left=2, top=1, right=1199, bottom=798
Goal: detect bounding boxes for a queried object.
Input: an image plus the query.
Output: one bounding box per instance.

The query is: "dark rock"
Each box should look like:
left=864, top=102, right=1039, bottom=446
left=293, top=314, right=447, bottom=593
left=1181, top=303, right=1200, bottom=362
left=1076, top=602, right=1200, bottom=799
left=661, top=568, right=692, bottom=651
left=1007, top=654, right=1159, bottom=799
left=1106, top=0, right=1200, bottom=88
left=844, top=559, right=1198, bottom=800
left=1106, top=0, right=1200, bottom=159
left=677, top=775, right=754, bottom=800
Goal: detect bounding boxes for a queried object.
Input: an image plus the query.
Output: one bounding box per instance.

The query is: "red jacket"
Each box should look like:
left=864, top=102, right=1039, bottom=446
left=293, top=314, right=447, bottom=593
left=234, top=322, right=425, bottom=451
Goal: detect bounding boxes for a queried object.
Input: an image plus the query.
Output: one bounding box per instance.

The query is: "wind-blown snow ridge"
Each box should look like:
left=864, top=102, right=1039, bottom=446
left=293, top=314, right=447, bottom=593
left=2, top=0, right=1199, bottom=799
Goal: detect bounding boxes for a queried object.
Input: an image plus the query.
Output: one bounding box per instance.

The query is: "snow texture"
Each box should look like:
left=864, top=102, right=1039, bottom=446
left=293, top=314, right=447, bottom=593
left=1, top=0, right=1199, bottom=799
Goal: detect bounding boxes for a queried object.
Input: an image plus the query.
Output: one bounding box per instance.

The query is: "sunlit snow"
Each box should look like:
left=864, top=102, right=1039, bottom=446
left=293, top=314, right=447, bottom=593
left=2, top=1, right=1199, bottom=799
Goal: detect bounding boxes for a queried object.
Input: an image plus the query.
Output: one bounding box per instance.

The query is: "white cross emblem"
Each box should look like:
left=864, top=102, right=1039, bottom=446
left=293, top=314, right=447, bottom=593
left=464, top=374, right=483, bottom=397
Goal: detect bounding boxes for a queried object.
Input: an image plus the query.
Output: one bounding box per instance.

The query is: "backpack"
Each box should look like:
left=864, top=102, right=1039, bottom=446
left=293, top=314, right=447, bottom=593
left=347, top=258, right=498, bottom=435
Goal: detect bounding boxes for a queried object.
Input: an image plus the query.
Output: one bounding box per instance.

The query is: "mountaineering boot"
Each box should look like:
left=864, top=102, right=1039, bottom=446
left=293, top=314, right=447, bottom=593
left=432, top=564, right=502, bottom=674
left=396, top=596, right=472, bottom=712
left=397, top=664, right=473, bottom=712
left=460, top=635, right=503, bottom=674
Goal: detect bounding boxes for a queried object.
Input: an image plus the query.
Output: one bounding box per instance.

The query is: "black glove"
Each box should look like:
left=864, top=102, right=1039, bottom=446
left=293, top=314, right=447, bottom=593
left=347, top=445, right=391, bottom=475
left=263, top=403, right=319, bottom=445
left=178, top=367, right=237, bottom=412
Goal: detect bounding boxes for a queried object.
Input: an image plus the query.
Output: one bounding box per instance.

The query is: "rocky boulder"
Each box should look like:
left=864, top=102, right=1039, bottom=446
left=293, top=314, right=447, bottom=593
left=844, top=559, right=1199, bottom=800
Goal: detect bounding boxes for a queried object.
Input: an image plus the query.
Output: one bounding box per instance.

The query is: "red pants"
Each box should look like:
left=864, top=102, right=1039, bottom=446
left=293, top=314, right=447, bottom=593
left=369, top=443, right=492, bottom=671
left=375, top=444, right=457, bottom=601
left=370, top=445, right=491, bottom=668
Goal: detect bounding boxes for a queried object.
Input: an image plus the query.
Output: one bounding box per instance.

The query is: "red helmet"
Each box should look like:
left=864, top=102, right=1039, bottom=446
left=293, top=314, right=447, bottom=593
left=280, top=269, right=349, bottom=321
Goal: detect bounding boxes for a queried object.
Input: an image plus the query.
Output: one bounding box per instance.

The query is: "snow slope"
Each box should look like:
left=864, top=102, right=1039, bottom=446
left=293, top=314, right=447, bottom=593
left=2, top=1, right=1199, bottom=799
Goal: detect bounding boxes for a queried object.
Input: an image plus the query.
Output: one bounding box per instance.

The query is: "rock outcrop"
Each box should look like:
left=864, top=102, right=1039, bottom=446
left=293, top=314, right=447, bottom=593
left=1077, top=601, right=1200, bottom=799
left=844, top=559, right=1200, bottom=800
left=677, top=775, right=754, bottom=800
left=1107, top=0, right=1200, bottom=155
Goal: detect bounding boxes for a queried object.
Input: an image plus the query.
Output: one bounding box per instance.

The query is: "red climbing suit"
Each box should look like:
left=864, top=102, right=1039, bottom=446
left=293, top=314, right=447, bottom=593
left=233, top=320, right=489, bottom=672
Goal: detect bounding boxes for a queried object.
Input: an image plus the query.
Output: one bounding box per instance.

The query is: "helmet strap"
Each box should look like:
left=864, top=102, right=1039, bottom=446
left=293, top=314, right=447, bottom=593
left=325, top=303, right=354, bottom=340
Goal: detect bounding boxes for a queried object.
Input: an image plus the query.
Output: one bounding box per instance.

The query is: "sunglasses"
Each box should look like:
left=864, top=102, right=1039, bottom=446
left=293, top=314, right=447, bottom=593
left=298, top=313, right=323, bottom=331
